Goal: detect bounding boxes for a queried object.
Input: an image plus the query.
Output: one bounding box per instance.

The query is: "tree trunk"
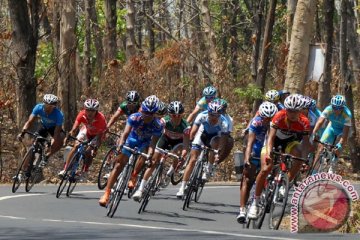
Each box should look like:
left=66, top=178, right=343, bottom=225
left=52, top=0, right=61, bottom=61
left=339, top=0, right=360, bottom=172
left=144, top=0, right=155, bottom=57
left=252, top=0, right=277, bottom=114
left=103, top=0, right=117, bottom=62
left=285, top=0, right=317, bottom=93
left=88, top=0, right=103, bottom=78
left=347, top=0, right=360, bottom=87
left=251, top=1, right=265, bottom=82
left=318, top=0, right=334, bottom=109
left=229, top=0, right=240, bottom=78
left=286, top=0, right=298, bottom=43
left=126, top=0, right=137, bottom=58
left=58, top=0, right=77, bottom=130
left=177, top=0, right=184, bottom=39
left=8, top=0, right=40, bottom=128
left=83, top=0, right=92, bottom=95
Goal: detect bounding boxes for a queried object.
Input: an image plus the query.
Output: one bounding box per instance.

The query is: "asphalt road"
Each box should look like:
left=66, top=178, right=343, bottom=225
left=0, top=183, right=359, bottom=240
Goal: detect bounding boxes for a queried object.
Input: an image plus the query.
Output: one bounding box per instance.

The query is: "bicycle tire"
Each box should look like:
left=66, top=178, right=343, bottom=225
left=182, top=160, right=202, bottom=210
left=170, top=155, right=189, bottom=185
left=107, top=165, right=132, bottom=218
left=194, top=166, right=205, bottom=202
left=128, top=164, right=146, bottom=199
left=269, top=174, right=289, bottom=230
left=25, top=167, right=41, bottom=192
left=56, top=152, right=79, bottom=198
left=66, top=177, right=78, bottom=197
left=12, top=149, right=34, bottom=193
left=254, top=184, right=273, bottom=229
left=138, top=165, right=162, bottom=214
left=97, top=147, right=116, bottom=190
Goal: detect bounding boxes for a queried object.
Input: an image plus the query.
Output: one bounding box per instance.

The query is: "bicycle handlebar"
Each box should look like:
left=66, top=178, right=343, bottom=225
left=314, top=139, right=336, bottom=149
left=155, top=147, right=181, bottom=159
left=108, top=131, right=121, bottom=138
left=23, top=130, right=51, bottom=144
left=199, top=145, right=219, bottom=154
left=122, top=145, right=150, bottom=159
left=271, top=151, right=308, bottom=163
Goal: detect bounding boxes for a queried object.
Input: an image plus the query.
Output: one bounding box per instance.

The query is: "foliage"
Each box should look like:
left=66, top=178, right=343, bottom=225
left=234, top=83, right=263, bottom=105
left=34, top=41, right=54, bottom=79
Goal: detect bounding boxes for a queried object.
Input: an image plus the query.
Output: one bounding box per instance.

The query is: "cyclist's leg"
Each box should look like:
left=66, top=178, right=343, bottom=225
left=254, top=147, right=273, bottom=200
left=286, top=141, right=302, bottom=182
left=169, top=142, right=184, bottom=174
left=60, top=128, right=86, bottom=173
left=312, top=124, right=335, bottom=171
left=47, top=127, right=65, bottom=157
left=240, top=161, right=258, bottom=209
left=83, top=135, right=101, bottom=173
left=218, top=135, right=234, bottom=164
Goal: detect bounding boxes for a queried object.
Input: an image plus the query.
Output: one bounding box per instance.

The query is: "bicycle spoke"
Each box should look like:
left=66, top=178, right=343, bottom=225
left=98, top=147, right=116, bottom=190
left=269, top=174, right=289, bottom=230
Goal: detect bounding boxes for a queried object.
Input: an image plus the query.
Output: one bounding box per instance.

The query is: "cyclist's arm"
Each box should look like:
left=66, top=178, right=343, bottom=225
left=266, top=127, right=276, bottom=156
left=312, top=116, right=326, bottom=136
left=189, top=124, right=199, bottom=141
left=186, top=106, right=202, bottom=124
left=69, top=120, right=80, bottom=137
left=181, top=133, right=190, bottom=158
left=53, top=125, right=63, bottom=140
left=244, top=131, right=256, bottom=164
left=339, top=125, right=350, bottom=146
left=117, top=123, right=132, bottom=146
left=21, top=114, right=37, bottom=132
left=107, top=110, right=122, bottom=129
left=147, top=135, right=160, bottom=158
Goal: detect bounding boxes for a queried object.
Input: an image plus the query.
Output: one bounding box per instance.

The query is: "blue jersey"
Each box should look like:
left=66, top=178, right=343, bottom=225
left=321, top=105, right=352, bottom=131
left=249, top=116, right=268, bottom=156
left=276, top=102, right=285, bottom=111
left=127, top=112, right=164, bottom=143
left=31, top=103, right=64, bottom=128
left=308, top=109, right=320, bottom=128
left=194, top=111, right=228, bottom=135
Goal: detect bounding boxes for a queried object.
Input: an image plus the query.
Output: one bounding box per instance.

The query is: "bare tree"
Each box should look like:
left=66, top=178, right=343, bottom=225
left=285, top=0, right=317, bottom=93
left=88, top=0, right=103, bottom=78
left=144, top=0, right=155, bottom=57
left=8, top=0, right=40, bottom=128
left=286, top=0, right=298, bottom=43
left=83, top=0, right=93, bottom=94
left=58, top=0, right=77, bottom=130
left=318, top=0, right=334, bottom=109
left=103, top=0, right=117, bottom=62
left=251, top=1, right=265, bottom=82
left=126, top=0, right=137, bottom=58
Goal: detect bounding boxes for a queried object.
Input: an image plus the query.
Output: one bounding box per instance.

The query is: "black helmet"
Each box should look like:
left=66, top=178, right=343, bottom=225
left=168, top=101, right=184, bottom=114
left=126, top=90, right=140, bottom=103
left=157, top=101, right=167, bottom=115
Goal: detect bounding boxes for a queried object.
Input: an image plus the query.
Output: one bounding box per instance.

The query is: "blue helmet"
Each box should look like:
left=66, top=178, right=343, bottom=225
left=309, top=98, right=317, bottom=109
left=331, top=95, right=346, bottom=107
left=156, top=101, right=167, bottom=115
left=202, top=86, right=217, bottom=97
left=141, top=95, right=159, bottom=113
left=207, top=100, right=223, bottom=114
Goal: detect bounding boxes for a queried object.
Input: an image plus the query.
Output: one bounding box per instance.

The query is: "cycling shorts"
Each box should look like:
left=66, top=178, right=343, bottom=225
left=320, top=123, right=343, bottom=145
left=261, top=139, right=301, bottom=156
left=156, top=135, right=183, bottom=151
left=37, top=125, right=64, bottom=138
left=192, top=127, right=219, bottom=150
left=121, top=137, right=149, bottom=157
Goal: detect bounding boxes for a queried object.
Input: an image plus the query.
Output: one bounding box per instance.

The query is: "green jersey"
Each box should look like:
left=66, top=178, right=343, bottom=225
left=118, top=101, right=140, bottom=116
left=162, top=115, right=190, bottom=140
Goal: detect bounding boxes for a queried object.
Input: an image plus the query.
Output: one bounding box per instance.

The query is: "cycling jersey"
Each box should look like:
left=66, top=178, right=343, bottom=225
left=117, top=101, right=140, bottom=116
left=127, top=112, right=164, bottom=143
left=194, top=111, right=229, bottom=135
left=162, top=115, right=190, bottom=140
left=202, top=110, right=233, bottom=132
left=307, top=109, right=319, bottom=128
left=277, top=102, right=285, bottom=110
left=271, top=109, right=310, bottom=140
left=196, top=97, right=219, bottom=111
left=249, top=116, right=268, bottom=157
left=75, top=110, right=107, bottom=136
left=31, top=103, right=64, bottom=128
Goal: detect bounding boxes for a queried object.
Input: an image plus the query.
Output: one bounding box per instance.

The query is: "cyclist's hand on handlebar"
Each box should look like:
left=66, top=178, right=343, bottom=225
left=116, top=144, right=123, bottom=154
left=17, top=132, right=25, bottom=141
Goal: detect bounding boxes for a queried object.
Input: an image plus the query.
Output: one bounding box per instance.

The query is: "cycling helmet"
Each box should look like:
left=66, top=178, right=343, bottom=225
left=310, top=98, right=317, bottom=109
left=219, top=99, right=228, bottom=110
left=157, top=101, right=167, bottom=115
left=141, top=95, right=159, bottom=113
left=202, top=86, right=217, bottom=97
left=258, top=101, right=278, bottom=118
left=284, top=94, right=302, bottom=111
left=207, top=100, right=223, bottom=114
left=264, top=90, right=280, bottom=102
left=168, top=101, right=184, bottom=114
left=301, top=96, right=312, bottom=109
left=126, top=90, right=140, bottom=103
left=278, top=89, right=290, bottom=97
left=84, top=99, right=100, bottom=110
left=43, top=94, right=59, bottom=105
left=331, top=95, right=346, bottom=107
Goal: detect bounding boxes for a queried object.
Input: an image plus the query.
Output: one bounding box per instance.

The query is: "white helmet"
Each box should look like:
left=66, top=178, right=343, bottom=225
left=284, top=94, right=303, bottom=111
left=264, top=90, right=280, bottom=102
left=43, top=94, right=59, bottom=105
left=126, top=90, right=140, bottom=102
left=331, top=95, right=346, bottom=107
left=84, top=99, right=100, bottom=110
left=259, top=101, right=278, bottom=118
left=202, top=86, right=217, bottom=97
left=141, top=95, right=159, bottom=113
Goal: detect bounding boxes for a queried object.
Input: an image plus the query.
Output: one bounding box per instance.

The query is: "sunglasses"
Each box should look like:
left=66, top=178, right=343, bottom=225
left=141, top=111, right=154, bottom=116
left=332, top=105, right=343, bottom=110
left=205, top=96, right=215, bottom=100
left=287, top=109, right=299, bottom=113
left=209, top=113, right=220, bottom=117
left=127, top=102, right=138, bottom=105
left=170, top=114, right=182, bottom=118
left=45, top=102, right=57, bottom=106
left=85, top=109, right=96, bottom=112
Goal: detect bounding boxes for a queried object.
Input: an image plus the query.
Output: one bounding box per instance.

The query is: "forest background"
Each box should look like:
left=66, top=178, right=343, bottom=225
left=0, top=0, right=359, bottom=232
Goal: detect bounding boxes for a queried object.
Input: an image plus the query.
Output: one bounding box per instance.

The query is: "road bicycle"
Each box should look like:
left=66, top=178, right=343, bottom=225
left=182, top=145, right=218, bottom=210
left=307, top=138, right=338, bottom=175
left=12, top=131, right=51, bottom=193
left=137, top=147, right=180, bottom=214
left=56, top=136, right=94, bottom=198
left=97, top=131, right=121, bottom=190
left=106, top=145, right=150, bottom=218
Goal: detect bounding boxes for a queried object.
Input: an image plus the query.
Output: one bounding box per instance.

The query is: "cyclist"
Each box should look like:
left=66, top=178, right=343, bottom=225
left=248, top=94, right=311, bottom=219
left=106, top=90, right=141, bottom=129
left=237, top=102, right=278, bottom=223
left=186, top=86, right=217, bottom=124
left=17, top=94, right=65, bottom=177
left=99, top=95, right=164, bottom=207
left=278, top=89, right=290, bottom=105
left=132, top=101, right=190, bottom=201
left=176, top=100, right=229, bottom=198
left=311, top=95, right=352, bottom=173
left=58, top=99, right=107, bottom=180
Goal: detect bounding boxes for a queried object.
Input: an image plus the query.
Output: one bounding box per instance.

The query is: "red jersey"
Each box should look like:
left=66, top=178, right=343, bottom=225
left=75, top=110, right=107, bottom=136
left=270, top=109, right=310, bottom=140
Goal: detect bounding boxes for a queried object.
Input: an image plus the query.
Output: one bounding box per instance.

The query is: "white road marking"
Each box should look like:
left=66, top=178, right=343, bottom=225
left=0, top=193, right=45, bottom=201
left=0, top=215, right=299, bottom=240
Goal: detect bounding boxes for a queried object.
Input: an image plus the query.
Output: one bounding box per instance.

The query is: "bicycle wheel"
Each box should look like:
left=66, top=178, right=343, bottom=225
left=25, top=153, right=43, bottom=192
left=66, top=176, right=78, bottom=197
left=254, top=182, right=274, bottom=229
left=97, top=147, right=116, bottom=190
left=182, top=160, right=201, bottom=210
left=56, top=153, right=78, bottom=198
left=128, top=165, right=146, bottom=199
left=269, top=174, right=289, bottom=230
left=171, top=155, right=189, bottom=185
left=194, top=165, right=205, bottom=202
left=12, top=149, right=34, bottom=193
left=138, top=165, right=162, bottom=214
left=107, top=166, right=131, bottom=218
